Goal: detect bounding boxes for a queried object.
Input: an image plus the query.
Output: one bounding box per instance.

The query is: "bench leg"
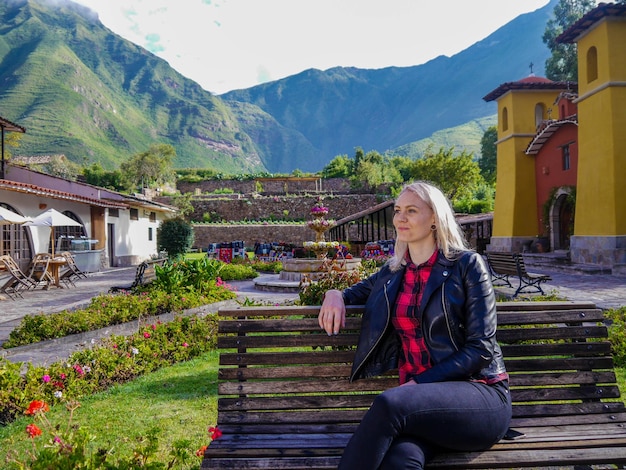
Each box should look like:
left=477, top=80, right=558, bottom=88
left=490, top=272, right=512, bottom=288
left=513, top=277, right=547, bottom=297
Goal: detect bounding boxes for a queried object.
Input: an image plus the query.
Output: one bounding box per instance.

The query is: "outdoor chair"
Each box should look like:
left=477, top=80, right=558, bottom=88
left=58, top=251, right=87, bottom=287
left=0, top=254, right=37, bottom=299
left=26, top=253, right=55, bottom=289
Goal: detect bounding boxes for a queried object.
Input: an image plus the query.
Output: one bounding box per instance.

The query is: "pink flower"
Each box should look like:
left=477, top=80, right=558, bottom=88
left=42, top=375, right=51, bottom=383
left=60, top=373, right=67, bottom=380
left=182, top=342, right=189, bottom=348
left=143, top=332, right=151, bottom=338
left=73, top=364, right=84, bottom=376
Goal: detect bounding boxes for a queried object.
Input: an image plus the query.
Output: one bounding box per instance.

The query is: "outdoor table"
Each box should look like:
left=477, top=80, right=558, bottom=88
left=46, top=257, right=68, bottom=288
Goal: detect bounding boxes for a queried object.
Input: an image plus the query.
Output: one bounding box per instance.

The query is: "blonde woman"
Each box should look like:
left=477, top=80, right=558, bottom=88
left=319, top=181, right=511, bottom=469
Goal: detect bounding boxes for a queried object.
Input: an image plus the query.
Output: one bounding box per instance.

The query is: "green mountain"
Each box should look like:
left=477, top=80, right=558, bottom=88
left=0, top=0, right=556, bottom=174
left=0, top=0, right=263, bottom=172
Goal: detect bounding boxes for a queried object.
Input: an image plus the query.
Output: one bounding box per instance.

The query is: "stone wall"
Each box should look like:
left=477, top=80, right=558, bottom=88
left=177, top=177, right=354, bottom=196
left=189, top=194, right=380, bottom=223
left=193, top=224, right=310, bottom=251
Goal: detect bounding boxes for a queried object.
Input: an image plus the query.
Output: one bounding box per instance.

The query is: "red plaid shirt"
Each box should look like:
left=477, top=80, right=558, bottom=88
left=392, top=250, right=438, bottom=384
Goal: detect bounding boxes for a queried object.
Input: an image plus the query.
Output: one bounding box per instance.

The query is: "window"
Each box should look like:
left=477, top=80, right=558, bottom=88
left=0, top=203, right=32, bottom=262
left=149, top=211, right=156, bottom=222
left=502, top=107, right=509, bottom=131
left=55, top=211, right=87, bottom=253
left=562, top=144, right=571, bottom=171
left=148, top=227, right=153, bottom=241
left=130, top=208, right=139, bottom=220
left=109, top=208, right=119, bottom=218
left=587, top=46, right=598, bottom=83
left=535, top=103, right=545, bottom=128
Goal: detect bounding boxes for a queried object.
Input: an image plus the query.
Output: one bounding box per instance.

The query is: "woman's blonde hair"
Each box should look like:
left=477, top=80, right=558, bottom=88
left=389, top=181, right=469, bottom=271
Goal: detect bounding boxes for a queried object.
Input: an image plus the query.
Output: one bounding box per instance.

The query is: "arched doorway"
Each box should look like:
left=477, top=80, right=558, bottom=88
left=549, top=188, right=575, bottom=251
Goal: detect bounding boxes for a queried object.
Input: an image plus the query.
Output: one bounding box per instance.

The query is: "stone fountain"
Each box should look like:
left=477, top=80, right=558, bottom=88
left=278, top=201, right=361, bottom=283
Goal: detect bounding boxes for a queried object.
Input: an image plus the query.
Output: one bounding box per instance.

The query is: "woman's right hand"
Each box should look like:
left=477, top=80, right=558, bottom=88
left=318, top=289, right=346, bottom=335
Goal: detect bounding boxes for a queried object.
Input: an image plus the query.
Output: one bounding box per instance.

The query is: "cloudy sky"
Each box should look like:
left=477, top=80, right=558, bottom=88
left=73, top=0, right=554, bottom=95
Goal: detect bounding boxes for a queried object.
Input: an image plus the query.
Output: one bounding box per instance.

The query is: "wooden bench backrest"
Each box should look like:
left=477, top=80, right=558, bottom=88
left=486, top=252, right=519, bottom=276
left=205, top=301, right=626, bottom=469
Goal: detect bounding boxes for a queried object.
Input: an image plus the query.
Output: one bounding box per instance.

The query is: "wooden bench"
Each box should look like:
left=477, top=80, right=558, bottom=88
left=201, top=301, right=626, bottom=469
left=108, top=259, right=165, bottom=293
left=486, top=252, right=552, bottom=297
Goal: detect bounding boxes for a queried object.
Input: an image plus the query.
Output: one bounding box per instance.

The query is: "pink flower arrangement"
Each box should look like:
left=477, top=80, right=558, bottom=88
left=310, top=206, right=329, bottom=215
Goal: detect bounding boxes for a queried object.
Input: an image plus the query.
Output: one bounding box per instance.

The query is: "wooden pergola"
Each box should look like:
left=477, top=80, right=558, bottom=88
left=0, top=115, right=26, bottom=180
left=328, top=200, right=493, bottom=254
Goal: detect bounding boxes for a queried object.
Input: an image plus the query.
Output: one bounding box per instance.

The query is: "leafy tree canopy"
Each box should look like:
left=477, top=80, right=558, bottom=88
left=479, top=126, right=497, bottom=185
left=409, top=147, right=484, bottom=203
left=120, top=143, right=176, bottom=192
left=543, top=0, right=595, bottom=81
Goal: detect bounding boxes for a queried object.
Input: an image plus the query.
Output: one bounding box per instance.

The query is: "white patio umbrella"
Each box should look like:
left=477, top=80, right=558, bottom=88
left=24, top=208, right=83, bottom=257
left=0, top=206, right=28, bottom=225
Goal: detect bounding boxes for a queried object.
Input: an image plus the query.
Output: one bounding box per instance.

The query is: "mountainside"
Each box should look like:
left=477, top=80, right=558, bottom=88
left=222, top=0, right=555, bottom=171
left=0, top=0, right=556, bottom=174
left=0, top=0, right=263, bottom=172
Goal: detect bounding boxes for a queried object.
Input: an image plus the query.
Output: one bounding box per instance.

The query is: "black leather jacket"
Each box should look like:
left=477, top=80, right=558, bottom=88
left=343, top=250, right=507, bottom=384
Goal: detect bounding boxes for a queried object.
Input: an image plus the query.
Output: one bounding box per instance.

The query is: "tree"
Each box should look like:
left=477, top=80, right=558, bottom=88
left=157, top=217, right=194, bottom=258
left=479, top=126, right=498, bottom=185
left=543, top=0, right=595, bottom=81
left=120, top=143, right=176, bottom=192
left=409, top=147, right=483, bottom=203
left=351, top=150, right=403, bottom=190
left=321, top=155, right=353, bottom=178
left=83, top=163, right=126, bottom=191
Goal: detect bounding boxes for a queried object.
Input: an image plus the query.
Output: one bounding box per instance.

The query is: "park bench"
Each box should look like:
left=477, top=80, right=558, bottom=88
left=486, top=251, right=552, bottom=298
left=108, top=259, right=165, bottom=293
left=201, top=301, right=626, bottom=469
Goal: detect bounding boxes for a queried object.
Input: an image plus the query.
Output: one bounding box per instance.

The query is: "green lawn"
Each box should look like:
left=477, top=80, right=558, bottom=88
left=0, top=351, right=219, bottom=468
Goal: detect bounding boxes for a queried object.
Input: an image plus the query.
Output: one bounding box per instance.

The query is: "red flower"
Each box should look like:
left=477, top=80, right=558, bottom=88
left=195, top=445, right=208, bottom=457
left=25, top=400, right=49, bottom=415
left=143, top=332, right=151, bottom=338
left=209, top=426, right=222, bottom=440
left=26, top=423, right=42, bottom=438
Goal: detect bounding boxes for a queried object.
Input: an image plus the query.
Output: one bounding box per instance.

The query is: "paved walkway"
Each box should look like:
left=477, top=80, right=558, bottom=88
left=0, top=265, right=624, bottom=367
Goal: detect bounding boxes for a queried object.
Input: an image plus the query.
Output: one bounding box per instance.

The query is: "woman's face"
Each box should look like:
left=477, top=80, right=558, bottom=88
left=393, top=190, right=436, bottom=247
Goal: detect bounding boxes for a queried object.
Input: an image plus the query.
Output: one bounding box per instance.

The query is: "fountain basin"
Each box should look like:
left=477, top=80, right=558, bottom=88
left=279, top=258, right=362, bottom=282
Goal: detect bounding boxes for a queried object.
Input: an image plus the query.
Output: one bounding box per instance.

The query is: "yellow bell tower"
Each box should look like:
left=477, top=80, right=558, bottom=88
left=558, top=4, right=626, bottom=271
left=483, top=76, right=572, bottom=253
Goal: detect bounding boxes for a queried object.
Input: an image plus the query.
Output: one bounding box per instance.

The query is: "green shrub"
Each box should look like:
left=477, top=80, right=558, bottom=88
left=158, top=217, right=194, bottom=258
left=606, top=306, right=626, bottom=367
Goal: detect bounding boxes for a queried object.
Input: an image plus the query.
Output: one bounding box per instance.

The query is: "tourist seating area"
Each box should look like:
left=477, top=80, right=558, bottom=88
left=207, top=241, right=246, bottom=262
left=0, top=252, right=87, bottom=299
left=202, top=302, right=626, bottom=470
left=486, top=251, right=552, bottom=297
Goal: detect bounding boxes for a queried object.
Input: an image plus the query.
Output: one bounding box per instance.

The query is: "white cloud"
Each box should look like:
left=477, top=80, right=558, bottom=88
left=74, top=0, right=553, bottom=94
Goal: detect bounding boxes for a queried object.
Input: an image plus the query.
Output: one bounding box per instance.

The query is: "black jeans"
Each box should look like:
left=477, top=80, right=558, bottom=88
left=338, top=380, right=511, bottom=470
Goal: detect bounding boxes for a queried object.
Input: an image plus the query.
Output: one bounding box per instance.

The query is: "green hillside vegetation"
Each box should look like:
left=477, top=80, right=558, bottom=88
left=393, top=115, right=497, bottom=160
left=0, top=0, right=263, bottom=172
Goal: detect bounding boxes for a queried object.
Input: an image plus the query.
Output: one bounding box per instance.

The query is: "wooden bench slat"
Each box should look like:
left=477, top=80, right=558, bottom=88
left=219, top=350, right=356, bottom=366
left=218, top=377, right=396, bottom=395
left=218, top=334, right=361, bottom=349
left=508, top=370, right=616, bottom=386
left=218, top=395, right=378, bottom=412
left=218, top=410, right=367, bottom=425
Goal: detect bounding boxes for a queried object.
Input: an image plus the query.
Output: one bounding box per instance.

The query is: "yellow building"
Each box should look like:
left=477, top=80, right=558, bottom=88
left=558, top=3, right=626, bottom=272
left=483, top=76, right=574, bottom=254
left=485, top=3, right=626, bottom=274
